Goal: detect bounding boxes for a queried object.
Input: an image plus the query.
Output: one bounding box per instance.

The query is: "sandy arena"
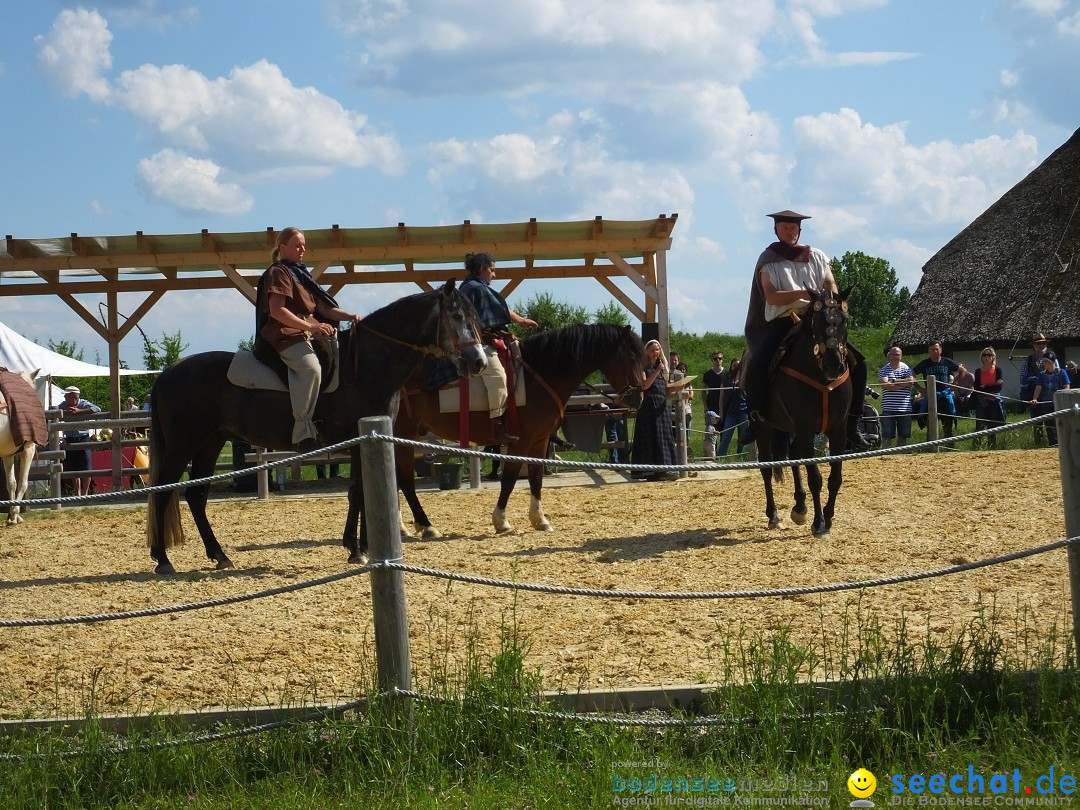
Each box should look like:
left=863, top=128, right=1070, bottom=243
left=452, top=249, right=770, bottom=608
left=0, top=448, right=1071, bottom=718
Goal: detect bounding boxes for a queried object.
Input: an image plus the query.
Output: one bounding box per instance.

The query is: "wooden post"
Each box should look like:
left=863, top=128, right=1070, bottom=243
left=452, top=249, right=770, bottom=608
left=1053, top=389, right=1080, bottom=666
left=359, top=415, right=413, bottom=694
left=926, top=376, right=939, bottom=451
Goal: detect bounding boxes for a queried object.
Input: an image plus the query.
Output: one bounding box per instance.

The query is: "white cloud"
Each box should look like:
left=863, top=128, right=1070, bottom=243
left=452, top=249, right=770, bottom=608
left=791, top=108, right=1039, bottom=229
left=137, top=149, right=253, bottom=215
left=37, top=8, right=405, bottom=215
left=35, top=9, right=114, bottom=102
left=338, top=0, right=774, bottom=93
left=113, top=59, right=404, bottom=174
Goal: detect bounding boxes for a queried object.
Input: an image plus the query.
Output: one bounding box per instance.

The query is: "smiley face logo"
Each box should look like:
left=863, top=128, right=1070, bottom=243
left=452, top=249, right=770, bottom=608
left=847, top=768, right=877, bottom=798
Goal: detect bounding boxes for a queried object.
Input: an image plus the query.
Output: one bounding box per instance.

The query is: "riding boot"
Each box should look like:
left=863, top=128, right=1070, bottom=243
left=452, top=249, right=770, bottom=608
left=845, top=413, right=872, bottom=452
left=490, top=416, right=519, bottom=444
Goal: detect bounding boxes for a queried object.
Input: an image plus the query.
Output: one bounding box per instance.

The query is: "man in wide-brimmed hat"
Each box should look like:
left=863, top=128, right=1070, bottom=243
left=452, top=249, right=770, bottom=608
left=742, top=209, right=870, bottom=450
left=1019, top=331, right=1056, bottom=445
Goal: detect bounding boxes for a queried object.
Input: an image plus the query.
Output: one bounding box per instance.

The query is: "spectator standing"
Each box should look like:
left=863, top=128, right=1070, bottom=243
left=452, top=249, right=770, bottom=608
left=912, top=341, right=960, bottom=439
left=716, top=358, right=749, bottom=457
left=952, top=363, right=975, bottom=419
left=668, top=351, right=692, bottom=434
left=629, top=340, right=679, bottom=480
left=1029, top=352, right=1071, bottom=446
left=877, top=346, right=915, bottom=449
left=971, top=347, right=1005, bottom=449
left=702, top=352, right=725, bottom=416
left=702, top=410, right=722, bottom=459
left=58, top=386, right=101, bottom=497
left=1019, top=332, right=1055, bottom=445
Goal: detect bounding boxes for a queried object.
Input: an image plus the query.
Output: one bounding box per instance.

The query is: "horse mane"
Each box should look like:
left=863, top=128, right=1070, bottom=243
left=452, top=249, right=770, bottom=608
left=520, top=323, right=632, bottom=379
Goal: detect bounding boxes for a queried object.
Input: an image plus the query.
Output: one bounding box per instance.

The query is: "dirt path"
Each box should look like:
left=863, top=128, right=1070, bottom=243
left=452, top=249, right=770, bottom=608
left=0, top=449, right=1070, bottom=718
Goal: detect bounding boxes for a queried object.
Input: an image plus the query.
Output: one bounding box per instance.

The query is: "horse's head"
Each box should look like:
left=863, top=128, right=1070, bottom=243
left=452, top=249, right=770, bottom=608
left=438, top=280, right=487, bottom=377
left=601, top=325, right=647, bottom=409
left=805, top=286, right=852, bottom=381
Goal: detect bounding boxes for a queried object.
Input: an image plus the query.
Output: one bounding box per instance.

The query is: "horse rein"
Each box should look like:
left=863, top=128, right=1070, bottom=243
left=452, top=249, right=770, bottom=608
left=356, top=298, right=481, bottom=362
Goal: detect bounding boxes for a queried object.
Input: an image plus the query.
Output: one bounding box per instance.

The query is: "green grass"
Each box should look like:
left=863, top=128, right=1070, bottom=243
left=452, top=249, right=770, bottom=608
left=2, top=602, right=1077, bottom=809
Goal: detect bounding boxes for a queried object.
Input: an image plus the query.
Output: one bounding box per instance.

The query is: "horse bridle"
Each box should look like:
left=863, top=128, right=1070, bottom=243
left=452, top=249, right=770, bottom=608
left=356, top=294, right=481, bottom=363
left=809, top=294, right=849, bottom=367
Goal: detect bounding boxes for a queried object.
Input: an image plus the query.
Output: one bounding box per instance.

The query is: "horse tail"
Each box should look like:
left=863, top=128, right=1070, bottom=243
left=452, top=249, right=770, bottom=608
left=145, top=398, right=185, bottom=551
left=772, top=467, right=784, bottom=484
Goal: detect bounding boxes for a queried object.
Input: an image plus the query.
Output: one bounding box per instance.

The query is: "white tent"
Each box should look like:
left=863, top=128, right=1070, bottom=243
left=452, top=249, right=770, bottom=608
left=0, top=319, right=153, bottom=407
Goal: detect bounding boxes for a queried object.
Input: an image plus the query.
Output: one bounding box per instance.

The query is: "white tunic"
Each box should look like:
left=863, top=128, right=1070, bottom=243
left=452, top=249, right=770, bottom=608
left=761, top=246, right=831, bottom=323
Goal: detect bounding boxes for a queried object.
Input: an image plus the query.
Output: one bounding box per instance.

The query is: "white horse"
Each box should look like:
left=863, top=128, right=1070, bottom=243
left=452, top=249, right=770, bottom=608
left=0, top=369, right=43, bottom=525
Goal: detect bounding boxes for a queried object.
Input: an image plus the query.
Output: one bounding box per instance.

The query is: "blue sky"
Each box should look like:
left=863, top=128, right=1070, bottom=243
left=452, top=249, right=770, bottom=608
left=1, top=0, right=1077, bottom=366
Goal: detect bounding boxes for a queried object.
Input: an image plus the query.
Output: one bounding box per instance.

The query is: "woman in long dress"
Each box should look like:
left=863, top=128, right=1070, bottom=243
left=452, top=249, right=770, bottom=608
left=629, top=340, right=678, bottom=480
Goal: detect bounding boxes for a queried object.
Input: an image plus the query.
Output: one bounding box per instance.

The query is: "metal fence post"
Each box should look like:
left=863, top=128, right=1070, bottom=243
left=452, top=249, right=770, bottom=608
left=359, top=415, right=413, bottom=694
left=1053, top=389, right=1080, bottom=665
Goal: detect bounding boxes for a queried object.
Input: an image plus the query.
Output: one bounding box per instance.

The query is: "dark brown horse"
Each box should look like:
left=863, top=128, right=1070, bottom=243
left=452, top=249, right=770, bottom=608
left=145, top=281, right=486, bottom=575
left=391, top=323, right=646, bottom=536
left=755, top=286, right=854, bottom=537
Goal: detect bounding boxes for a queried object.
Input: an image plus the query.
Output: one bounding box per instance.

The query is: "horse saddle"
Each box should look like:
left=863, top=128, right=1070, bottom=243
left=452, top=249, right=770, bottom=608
left=226, top=333, right=341, bottom=395
left=436, top=362, right=526, bottom=414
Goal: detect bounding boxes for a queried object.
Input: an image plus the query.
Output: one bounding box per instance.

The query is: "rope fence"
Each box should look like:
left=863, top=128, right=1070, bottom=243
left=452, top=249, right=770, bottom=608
left=1, top=405, right=1074, bottom=511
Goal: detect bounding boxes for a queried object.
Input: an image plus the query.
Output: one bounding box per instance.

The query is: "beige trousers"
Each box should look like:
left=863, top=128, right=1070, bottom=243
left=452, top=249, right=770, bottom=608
left=278, top=340, right=322, bottom=444
left=478, top=346, right=509, bottom=418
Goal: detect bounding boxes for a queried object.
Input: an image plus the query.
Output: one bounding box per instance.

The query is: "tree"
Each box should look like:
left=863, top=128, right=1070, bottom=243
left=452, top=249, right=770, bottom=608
left=48, top=339, right=84, bottom=361
left=594, top=301, right=629, bottom=326
left=517, top=291, right=590, bottom=332
left=830, top=251, right=911, bottom=329
left=141, top=330, right=188, bottom=371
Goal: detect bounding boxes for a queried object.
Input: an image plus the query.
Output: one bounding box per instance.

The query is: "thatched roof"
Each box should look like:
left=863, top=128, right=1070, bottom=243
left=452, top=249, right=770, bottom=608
left=890, top=126, right=1080, bottom=352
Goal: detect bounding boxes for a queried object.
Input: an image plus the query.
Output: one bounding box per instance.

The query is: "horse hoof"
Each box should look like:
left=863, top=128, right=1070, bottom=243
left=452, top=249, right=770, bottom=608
left=155, top=562, right=177, bottom=576
left=418, top=526, right=442, bottom=540
left=495, top=524, right=514, bottom=535
left=767, top=518, right=782, bottom=529
left=533, top=521, right=554, bottom=532
left=348, top=552, right=368, bottom=565
left=790, top=509, right=807, bottom=526
left=215, top=555, right=234, bottom=570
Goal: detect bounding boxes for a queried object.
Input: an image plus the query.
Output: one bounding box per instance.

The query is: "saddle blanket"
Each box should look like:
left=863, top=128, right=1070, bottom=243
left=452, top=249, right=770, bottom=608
left=0, top=369, right=47, bottom=447
left=226, top=347, right=340, bottom=394
left=437, top=363, right=526, bottom=414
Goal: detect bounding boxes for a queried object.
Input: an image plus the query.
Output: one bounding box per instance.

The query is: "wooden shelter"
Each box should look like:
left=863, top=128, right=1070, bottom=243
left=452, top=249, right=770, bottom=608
left=889, top=127, right=1079, bottom=392
left=0, top=215, right=678, bottom=414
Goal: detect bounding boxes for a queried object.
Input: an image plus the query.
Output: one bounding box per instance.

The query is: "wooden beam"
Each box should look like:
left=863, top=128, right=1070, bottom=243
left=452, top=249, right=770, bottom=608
left=221, top=264, right=258, bottom=304
left=596, top=276, right=646, bottom=322
left=114, top=291, right=167, bottom=343
left=57, top=292, right=108, bottom=341
left=500, top=279, right=523, bottom=299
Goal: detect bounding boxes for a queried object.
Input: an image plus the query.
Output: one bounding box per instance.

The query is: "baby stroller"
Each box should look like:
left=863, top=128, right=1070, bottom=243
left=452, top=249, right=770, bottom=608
left=858, top=387, right=881, bottom=449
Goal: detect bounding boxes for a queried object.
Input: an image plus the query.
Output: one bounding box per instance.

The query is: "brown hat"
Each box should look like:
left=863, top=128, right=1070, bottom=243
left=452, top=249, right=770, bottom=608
left=767, top=209, right=811, bottom=224
left=1031, top=332, right=1047, bottom=343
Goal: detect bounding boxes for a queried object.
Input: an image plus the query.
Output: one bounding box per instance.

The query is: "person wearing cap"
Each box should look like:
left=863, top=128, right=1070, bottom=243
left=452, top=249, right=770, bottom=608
left=702, top=409, right=722, bottom=459
left=58, top=386, right=101, bottom=496
left=1019, top=331, right=1056, bottom=444
left=742, top=209, right=870, bottom=450
left=1029, top=351, right=1071, bottom=447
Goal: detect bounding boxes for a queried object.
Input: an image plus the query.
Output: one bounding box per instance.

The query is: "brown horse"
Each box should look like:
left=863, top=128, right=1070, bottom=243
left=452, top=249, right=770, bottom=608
left=392, top=323, right=646, bottom=536
left=755, top=286, right=854, bottom=537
